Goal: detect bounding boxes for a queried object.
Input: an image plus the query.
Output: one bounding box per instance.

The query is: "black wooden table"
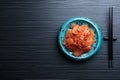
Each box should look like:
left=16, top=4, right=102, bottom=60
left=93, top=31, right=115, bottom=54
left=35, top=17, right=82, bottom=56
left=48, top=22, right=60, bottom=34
left=0, top=0, right=120, bottom=80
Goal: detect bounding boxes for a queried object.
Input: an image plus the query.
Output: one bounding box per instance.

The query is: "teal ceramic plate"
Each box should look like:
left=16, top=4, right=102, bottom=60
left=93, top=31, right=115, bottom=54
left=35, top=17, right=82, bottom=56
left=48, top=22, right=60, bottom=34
left=58, top=17, right=102, bottom=61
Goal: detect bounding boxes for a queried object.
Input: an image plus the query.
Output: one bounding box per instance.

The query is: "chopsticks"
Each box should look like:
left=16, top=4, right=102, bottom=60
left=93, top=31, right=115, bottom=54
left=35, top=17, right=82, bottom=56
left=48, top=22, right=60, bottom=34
left=104, top=7, right=117, bottom=68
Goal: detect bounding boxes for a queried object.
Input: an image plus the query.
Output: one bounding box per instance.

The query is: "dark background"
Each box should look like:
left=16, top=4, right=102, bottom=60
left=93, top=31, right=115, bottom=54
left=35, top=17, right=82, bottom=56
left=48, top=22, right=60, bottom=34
left=0, top=0, right=120, bottom=80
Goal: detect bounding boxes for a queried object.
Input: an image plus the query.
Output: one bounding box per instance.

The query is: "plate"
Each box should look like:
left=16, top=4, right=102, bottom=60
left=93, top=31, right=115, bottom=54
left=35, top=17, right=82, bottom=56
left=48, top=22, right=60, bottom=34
left=58, top=17, right=102, bottom=61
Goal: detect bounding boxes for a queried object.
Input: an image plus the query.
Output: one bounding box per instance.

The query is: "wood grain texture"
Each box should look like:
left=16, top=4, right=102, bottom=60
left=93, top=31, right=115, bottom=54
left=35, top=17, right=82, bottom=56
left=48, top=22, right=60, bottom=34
left=0, top=0, right=120, bottom=80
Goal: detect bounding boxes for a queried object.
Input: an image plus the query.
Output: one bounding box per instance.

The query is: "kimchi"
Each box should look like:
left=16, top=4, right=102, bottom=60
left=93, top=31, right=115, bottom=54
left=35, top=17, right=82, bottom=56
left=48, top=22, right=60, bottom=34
left=63, top=23, right=94, bottom=57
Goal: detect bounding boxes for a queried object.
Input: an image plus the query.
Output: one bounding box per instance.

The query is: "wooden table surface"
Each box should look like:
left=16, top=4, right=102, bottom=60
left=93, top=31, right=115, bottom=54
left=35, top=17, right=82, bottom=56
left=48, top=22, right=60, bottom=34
left=0, top=0, right=120, bottom=80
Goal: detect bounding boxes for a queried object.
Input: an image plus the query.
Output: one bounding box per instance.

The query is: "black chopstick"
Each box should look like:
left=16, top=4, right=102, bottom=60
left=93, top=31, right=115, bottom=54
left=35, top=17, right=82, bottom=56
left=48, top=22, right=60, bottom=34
left=108, top=7, right=113, bottom=68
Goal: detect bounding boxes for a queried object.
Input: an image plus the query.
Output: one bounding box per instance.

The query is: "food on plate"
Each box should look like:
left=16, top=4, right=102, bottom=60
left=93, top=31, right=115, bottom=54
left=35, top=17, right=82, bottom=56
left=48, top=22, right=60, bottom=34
left=63, top=23, right=94, bottom=57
